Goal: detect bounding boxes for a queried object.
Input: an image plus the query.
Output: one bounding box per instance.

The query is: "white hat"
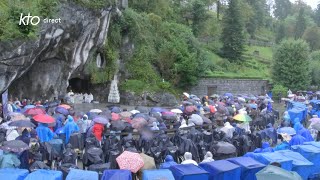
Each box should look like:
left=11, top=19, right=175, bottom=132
left=183, top=92, right=190, bottom=98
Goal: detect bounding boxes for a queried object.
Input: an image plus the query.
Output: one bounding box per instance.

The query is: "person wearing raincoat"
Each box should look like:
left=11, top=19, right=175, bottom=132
left=254, top=142, right=274, bottom=153
left=289, top=134, right=307, bottom=146
left=62, top=115, right=79, bottom=144
left=294, top=122, right=314, bottom=142
left=36, top=123, right=54, bottom=143
left=92, top=123, right=104, bottom=141
left=273, top=133, right=291, bottom=151
left=181, top=152, right=198, bottom=166
left=150, top=122, right=159, bottom=131
left=201, top=151, right=214, bottom=163
left=0, top=151, right=21, bottom=168
left=160, top=155, right=177, bottom=169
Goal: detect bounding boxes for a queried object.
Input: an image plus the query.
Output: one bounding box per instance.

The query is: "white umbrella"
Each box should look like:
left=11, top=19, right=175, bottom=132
left=130, top=110, right=140, bottom=115
left=90, top=109, right=102, bottom=113
left=171, top=109, right=183, bottom=114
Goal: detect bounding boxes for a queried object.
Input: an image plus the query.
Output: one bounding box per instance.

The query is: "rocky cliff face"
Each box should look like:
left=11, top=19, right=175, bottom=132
left=0, top=2, right=112, bottom=100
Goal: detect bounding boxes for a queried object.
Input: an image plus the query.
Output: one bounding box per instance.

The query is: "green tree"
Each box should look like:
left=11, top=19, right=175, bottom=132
left=245, top=0, right=266, bottom=38
left=294, top=7, right=306, bottom=39
left=274, top=0, right=291, bottom=20
left=191, top=0, right=209, bottom=37
left=314, top=4, right=320, bottom=27
left=303, top=26, right=320, bottom=51
left=272, top=39, right=310, bottom=91
left=220, top=0, right=245, bottom=62
left=275, top=22, right=285, bottom=44
left=309, top=51, right=320, bottom=86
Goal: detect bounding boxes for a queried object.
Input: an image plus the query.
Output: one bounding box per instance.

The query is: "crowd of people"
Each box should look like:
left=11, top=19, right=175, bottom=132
left=0, top=91, right=318, bottom=178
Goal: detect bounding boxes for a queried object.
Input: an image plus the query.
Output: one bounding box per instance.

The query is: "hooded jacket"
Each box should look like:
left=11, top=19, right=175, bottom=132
left=63, top=115, right=79, bottom=144
left=181, top=152, right=198, bottom=166
left=294, top=122, right=314, bottom=142
left=160, top=155, right=177, bottom=169
left=93, top=123, right=104, bottom=141
left=254, top=142, right=274, bottom=153
left=36, top=123, right=54, bottom=143
left=202, top=151, right=214, bottom=163
left=289, top=134, right=307, bottom=146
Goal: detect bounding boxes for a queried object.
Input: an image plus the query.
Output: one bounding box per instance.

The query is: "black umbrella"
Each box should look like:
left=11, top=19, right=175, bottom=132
left=136, top=106, right=149, bottom=113
left=110, top=120, right=126, bottom=131
left=1, top=140, right=29, bottom=153
left=9, top=120, right=35, bottom=128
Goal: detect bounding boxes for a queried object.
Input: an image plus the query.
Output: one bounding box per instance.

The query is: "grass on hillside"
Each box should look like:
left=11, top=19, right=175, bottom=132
left=205, top=45, right=273, bottom=80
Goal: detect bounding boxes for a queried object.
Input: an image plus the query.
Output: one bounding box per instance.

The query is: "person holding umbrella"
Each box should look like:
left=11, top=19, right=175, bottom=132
left=36, top=123, right=54, bottom=143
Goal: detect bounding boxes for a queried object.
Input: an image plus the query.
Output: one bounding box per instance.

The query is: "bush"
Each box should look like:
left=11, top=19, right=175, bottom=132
left=272, top=84, right=288, bottom=100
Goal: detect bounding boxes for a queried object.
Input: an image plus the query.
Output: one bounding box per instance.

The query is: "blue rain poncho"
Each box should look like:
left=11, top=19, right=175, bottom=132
left=289, top=134, right=307, bottom=146
left=273, top=141, right=290, bottom=151
left=62, top=115, right=79, bottom=144
left=36, top=123, right=54, bottom=143
left=160, top=155, right=177, bottom=169
left=254, top=142, right=274, bottom=153
left=0, top=152, right=20, bottom=168
left=294, top=122, right=314, bottom=142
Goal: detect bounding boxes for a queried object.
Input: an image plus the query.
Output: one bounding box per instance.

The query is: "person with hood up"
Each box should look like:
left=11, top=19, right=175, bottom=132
left=160, top=155, right=177, bottom=169
left=62, top=115, right=79, bottom=144
left=294, top=122, right=314, bottom=142
left=274, top=133, right=291, bottom=151
left=77, top=114, right=90, bottom=134
left=220, top=122, right=235, bottom=138
left=36, top=123, right=54, bottom=143
left=16, top=129, right=30, bottom=145
left=289, top=134, right=307, bottom=146
left=201, top=151, right=214, bottom=163
left=92, top=122, right=104, bottom=142
left=0, top=150, right=20, bottom=168
left=254, top=142, right=274, bottom=153
left=181, top=152, right=198, bottom=166
left=151, top=122, right=159, bottom=131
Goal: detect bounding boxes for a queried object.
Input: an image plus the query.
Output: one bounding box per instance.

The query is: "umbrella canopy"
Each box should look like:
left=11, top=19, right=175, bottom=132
left=111, top=113, right=121, bottom=121
left=171, top=109, right=183, bottom=114
left=9, top=120, right=35, bottom=128
left=110, top=120, right=126, bottom=131
left=309, top=118, right=320, bottom=123
left=24, top=104, right=36, bottom=109
left=151, top=107, right=167, bottom=113
left=90, top=109, right=102, bottom=113
left=182, top=101, right=193, bottom=106
left=1, top=140, right=29, bottom=153
left=130, top=110, right=140, bottom=115
left=8, top=112, right=28, bottom=121
left=140, top=153, right=156, bottom=170
left=233, top=114, right=252, bottom=122
left=24, top=108, right=46, bottom=116
left=33, top=114, right=55, bottom=123
left=256, top=165, right=302, bottom=180
left=185, top=106, right=197, bottom=113
left=59, top=104, right=71, bottom=109
left=132, top=117, right=148, bottom=130
left=216, top=141, right=236, bottom=154
left=120, top=112, right=132, bottom=118
left=116, top=151, right=144, bottom=173
left=55, top=107, right=69, bottom=116
left=277, top=127, right=296, bottom=136
left=311, top=122, right=320, bottom=131
left=47, top=102, right=59, bottom=108
left=93, top=116, right=109, bottom=125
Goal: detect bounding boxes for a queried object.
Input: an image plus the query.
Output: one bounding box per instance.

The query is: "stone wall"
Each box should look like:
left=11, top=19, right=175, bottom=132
left=190, top=78, right=270, bottom=97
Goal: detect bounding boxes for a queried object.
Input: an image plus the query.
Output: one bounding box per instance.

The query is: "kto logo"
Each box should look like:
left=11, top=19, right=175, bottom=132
left=19, top=13, right=40, bottom=25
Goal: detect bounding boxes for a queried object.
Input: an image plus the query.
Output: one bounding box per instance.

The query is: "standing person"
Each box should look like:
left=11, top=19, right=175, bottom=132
left=63, top=115, right=79, bottom=144
left=36, top=123, right=54, bottom=143
left=7, top=101, right=13, bottom=113
left=76, top=114, right=90, bottom=139
left=92, top=122, right=104, bottom=142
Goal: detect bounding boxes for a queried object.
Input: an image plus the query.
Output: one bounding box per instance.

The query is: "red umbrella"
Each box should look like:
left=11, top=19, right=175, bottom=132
left=24, top=108, right=46, bottom=116
left=59, top=104, right=71, bottom=109
left=116, top=151, right=144, bottom=173
left=33, top=114, right=55, bottom=123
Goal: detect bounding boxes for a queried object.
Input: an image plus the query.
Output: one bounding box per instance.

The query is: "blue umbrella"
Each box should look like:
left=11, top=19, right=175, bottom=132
left=249, top=104, right=257, bottom=109
left=55, top=107, right=69, bottom=116
left=93, top=116, right=109, bottom=125
left=277, top=127, right=296, bottom=136
left=151, top=107, right=167, bottom=113
left=111, top=106, right=121, bottom=113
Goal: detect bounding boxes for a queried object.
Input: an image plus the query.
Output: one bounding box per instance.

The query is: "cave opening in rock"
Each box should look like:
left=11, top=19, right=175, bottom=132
left=68, top=78, right=92, bottom=94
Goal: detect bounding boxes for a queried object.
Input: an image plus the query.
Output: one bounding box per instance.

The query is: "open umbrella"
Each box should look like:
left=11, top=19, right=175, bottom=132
left=116, top=151, right=144, bottom=173
left=33, top=114, right=55, bottom=123
left=24, top=108, right=46, bottom=116
left=233, top=114, right=252, bottom=122
left=185, top=106, right=197, bottom=113
left=130, top=110, right=140, bottom=115
left=215, top=141, right=236, bottom=154
left=151, top=107, right=167, bottom=113
left=55, top=107, right=69, bottom=116
left=132, top=117, right=148, bottom=130
left=8, top=112, right=28, bottom=121
left=182, top=101, right=193, bottom=106
left=9, top=120, right=35, bottom=128
left=139, top=153, right=156, bottom=170
left=0, top=140, right=29, bottom=153
left=110, top=120, right=126, bottom=131
left=90, top=109, right=102, bottom=113
left=59, top=104, right=71, bottom=109
left=120, top=112, right=132, bottom=118
left=277, top=127, right=296, bottom=136
left=111, top=113, right=121, bottom=121
left=256, top=165, right=302, bottom=180
left=171, top=109, right=183, bottom=114
left=93, top=116, right=109, bottom=125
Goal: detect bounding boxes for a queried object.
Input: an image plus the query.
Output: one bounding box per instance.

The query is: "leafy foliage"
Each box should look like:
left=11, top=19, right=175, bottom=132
left=272, top=84, right=288, bottom=100
left=272, top=39, right=310, bottom=91
left=309, top=51, right=320, bottom=86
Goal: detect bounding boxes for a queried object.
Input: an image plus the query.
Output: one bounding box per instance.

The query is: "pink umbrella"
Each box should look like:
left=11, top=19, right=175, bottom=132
left=111, top=113, right=121, bottom=121
left=185, top=106, right=197, bottom=113
left=131, top=117, right=147, bottom=130
left=309, top=118, right=320, bottom=123
left=116, top=151, right=144, bottom=173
